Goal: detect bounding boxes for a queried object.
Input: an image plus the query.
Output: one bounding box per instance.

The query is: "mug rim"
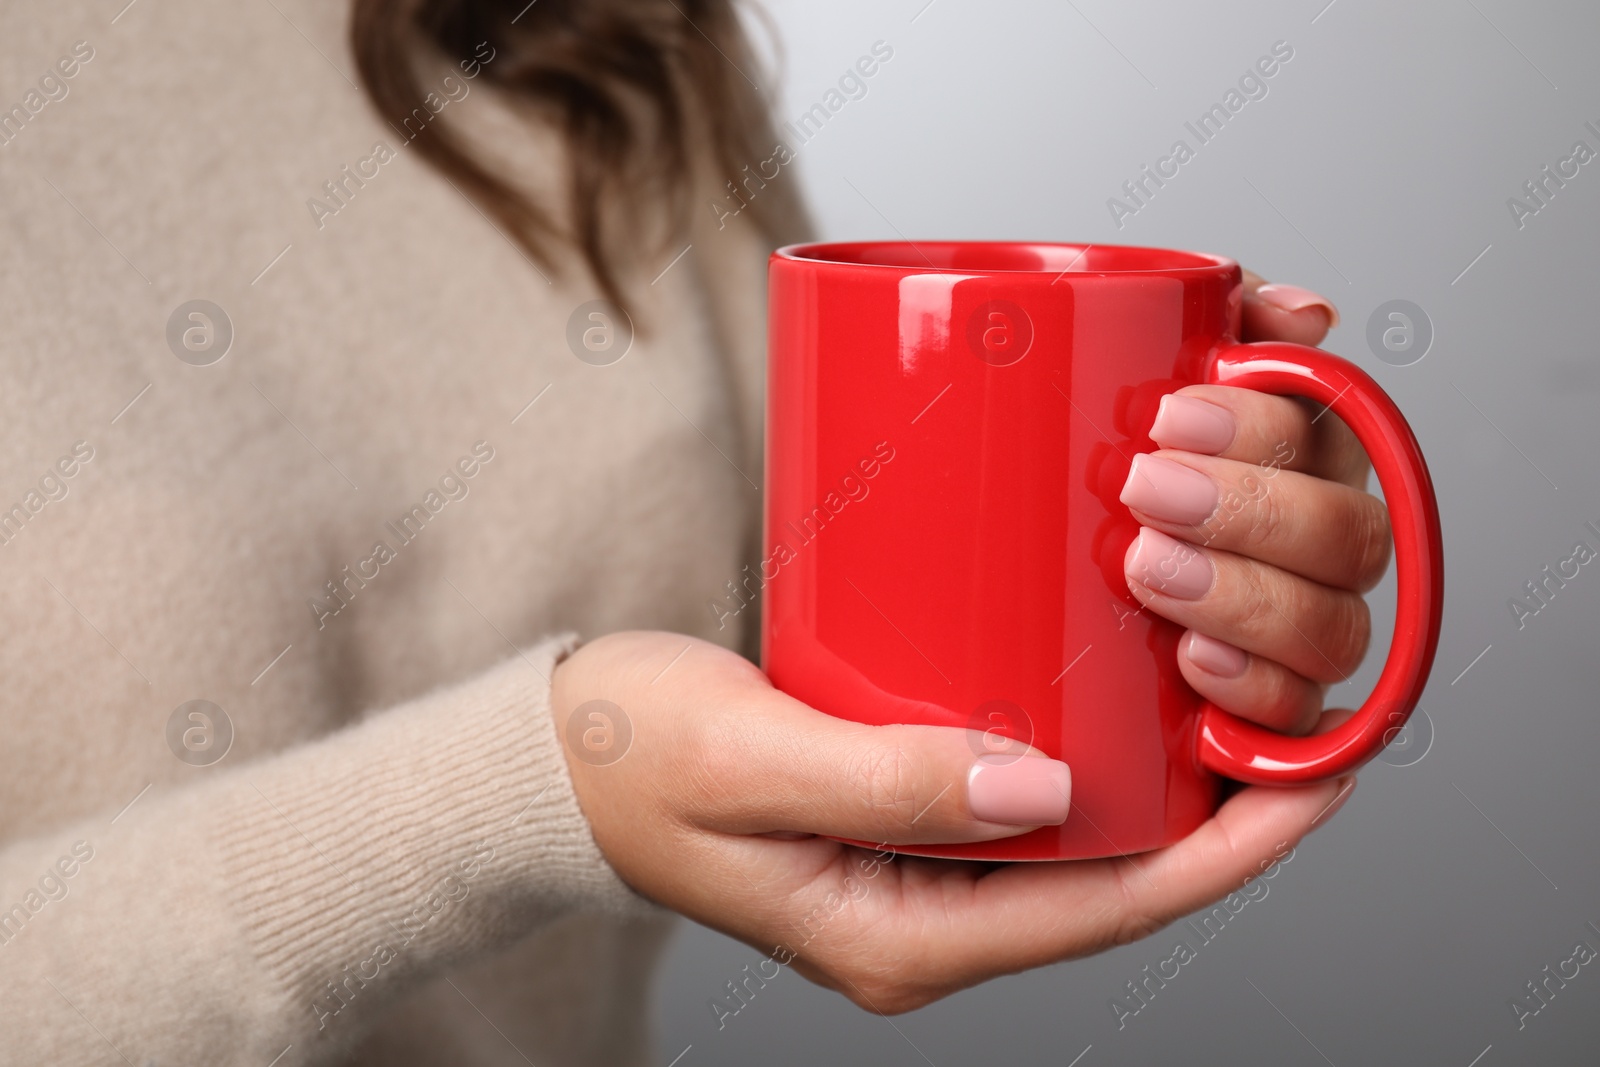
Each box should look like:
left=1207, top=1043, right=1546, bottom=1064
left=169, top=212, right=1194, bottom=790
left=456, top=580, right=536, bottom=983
left=774, top=240, right=1239, bottom=278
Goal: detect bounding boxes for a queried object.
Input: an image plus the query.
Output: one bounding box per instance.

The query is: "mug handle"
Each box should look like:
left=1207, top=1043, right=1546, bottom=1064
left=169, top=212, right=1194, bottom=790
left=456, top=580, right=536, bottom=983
left=1192, top=341, right=1445, bottom=785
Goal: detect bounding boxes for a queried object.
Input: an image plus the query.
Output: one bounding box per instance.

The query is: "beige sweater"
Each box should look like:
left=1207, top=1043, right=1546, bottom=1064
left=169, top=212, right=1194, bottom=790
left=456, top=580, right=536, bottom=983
left=0, top=1, right=788, bottom=1062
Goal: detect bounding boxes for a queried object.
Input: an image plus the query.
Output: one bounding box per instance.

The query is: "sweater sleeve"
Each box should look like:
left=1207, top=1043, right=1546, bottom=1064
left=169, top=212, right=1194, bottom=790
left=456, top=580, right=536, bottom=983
left=0, top=633, right=657, bottom=1066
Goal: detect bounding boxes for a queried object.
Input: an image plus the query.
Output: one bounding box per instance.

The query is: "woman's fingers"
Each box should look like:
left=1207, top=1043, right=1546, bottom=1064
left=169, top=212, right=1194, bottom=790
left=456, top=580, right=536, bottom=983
left=1123, top=528, right=1370, bottom=686
left=784, top=776, right=1353, bottom=1012
left=1241, top=268, right=1339, bottom=347
left=983, top=777, right=1351, bottom=969
left=1176, top=629, right=1325, bottom=735
left=683, top=688, right=1070, bottom=845
left=1174, top=271, right=1362, bottom=491
left=1149, top=385, right=1371, bottom=490
left=1120, top=450, right=1392, bottom=592
left=1131, top=379, right=1387, bottom=730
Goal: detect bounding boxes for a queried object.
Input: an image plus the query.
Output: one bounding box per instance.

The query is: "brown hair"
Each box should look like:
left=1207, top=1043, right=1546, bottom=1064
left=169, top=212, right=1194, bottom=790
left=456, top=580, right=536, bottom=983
left=350, top=0, right=803, bottom=312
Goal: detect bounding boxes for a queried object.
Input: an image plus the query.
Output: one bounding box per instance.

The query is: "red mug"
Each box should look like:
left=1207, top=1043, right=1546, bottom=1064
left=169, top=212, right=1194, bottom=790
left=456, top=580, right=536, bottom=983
left=761, top=240, right=1443, bottom=861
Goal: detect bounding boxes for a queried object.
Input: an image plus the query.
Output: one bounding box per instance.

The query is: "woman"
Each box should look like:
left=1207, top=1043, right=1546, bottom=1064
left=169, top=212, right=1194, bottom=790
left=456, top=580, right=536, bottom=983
left=0, top=0, right=1379, bottom=1062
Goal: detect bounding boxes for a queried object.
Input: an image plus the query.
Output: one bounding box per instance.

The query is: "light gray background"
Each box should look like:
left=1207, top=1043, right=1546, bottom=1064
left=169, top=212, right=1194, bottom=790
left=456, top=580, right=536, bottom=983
left=654, top=1, right=1600, bottom=1064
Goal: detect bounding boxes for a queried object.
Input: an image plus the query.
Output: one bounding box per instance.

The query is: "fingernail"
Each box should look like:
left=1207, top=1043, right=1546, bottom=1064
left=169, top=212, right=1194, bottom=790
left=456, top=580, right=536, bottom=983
left=1183, top=631, right=1248, bottom=678
left=1310, top=775, right=1357, bottom=830
left=1120, top=454, right=1217, bottom=526
left=1255, top=283, right=1341, bottom=328
left=1125, top=528, right=1214, bottom=600
left=967, top=755, right=1071, bottom=826
left=1151, top=394, right=1237, bottom=454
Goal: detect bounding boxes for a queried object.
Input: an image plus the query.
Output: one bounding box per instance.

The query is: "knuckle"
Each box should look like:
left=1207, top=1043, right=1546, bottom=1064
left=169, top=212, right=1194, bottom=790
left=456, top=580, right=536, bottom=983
left=1233, top=570, right=1284, bottom=643
left=1237, top=565, right=1369, bottom=684
left=1349, top=496, right=1394, bottom=590
left=1331, top=596, right=1372, bottom=677
left=1320, top=417, right=1369, bottom=485
left=1266, top=398, right=1314, bottom=459
left=1311, top=594, right=1371, bottom=682
left=1238, top=474, right=1290, bottom=553
left=848, top=736, right=921, bottom=834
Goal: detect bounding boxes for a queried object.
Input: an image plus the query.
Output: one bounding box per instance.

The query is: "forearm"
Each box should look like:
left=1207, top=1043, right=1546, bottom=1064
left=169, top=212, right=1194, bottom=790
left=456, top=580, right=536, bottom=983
left=0, top=634, right=655, bottom=1066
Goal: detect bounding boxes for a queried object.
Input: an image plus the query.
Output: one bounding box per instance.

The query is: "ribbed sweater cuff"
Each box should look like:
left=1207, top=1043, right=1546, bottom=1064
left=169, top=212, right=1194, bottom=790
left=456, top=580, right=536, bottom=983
left=210, top=633, right=656, bottom=1029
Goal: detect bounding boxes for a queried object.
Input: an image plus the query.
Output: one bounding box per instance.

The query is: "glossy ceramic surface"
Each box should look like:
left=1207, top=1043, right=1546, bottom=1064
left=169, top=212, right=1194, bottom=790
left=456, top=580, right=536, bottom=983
left=762, top=241, right=1443, bottom=860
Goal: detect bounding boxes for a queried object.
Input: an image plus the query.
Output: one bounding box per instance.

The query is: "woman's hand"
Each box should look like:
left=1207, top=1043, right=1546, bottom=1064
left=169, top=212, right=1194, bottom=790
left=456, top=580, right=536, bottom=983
left=555, top=275, right=1371, bottom=1014
left=555, top=630, right=1350, bottom=1013
left=1120, top=272, right=1382, bottom=735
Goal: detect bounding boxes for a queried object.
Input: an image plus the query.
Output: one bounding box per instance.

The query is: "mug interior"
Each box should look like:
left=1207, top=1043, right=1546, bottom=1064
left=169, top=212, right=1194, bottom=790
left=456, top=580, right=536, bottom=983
left=778, top=240, right=1233, bottom=275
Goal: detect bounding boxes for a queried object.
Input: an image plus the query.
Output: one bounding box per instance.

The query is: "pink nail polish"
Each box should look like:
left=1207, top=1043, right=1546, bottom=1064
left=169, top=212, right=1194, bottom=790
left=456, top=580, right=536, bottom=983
left=1183, top=631, right=1248, bottom=678
left=1125, top=528, right=1214, bottom=600
left=1120, top=454, right=1217, bottom=526
left=1150, top=394, right=1237, bottom=454
left=967, top=755, right=1071, bottom=826
left=1255, top=283, right=1341, bottom=328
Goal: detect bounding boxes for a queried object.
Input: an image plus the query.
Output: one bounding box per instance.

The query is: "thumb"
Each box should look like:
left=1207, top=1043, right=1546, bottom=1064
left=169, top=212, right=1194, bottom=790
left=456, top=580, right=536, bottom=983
left=694, top=688, right=1071, bottom=846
